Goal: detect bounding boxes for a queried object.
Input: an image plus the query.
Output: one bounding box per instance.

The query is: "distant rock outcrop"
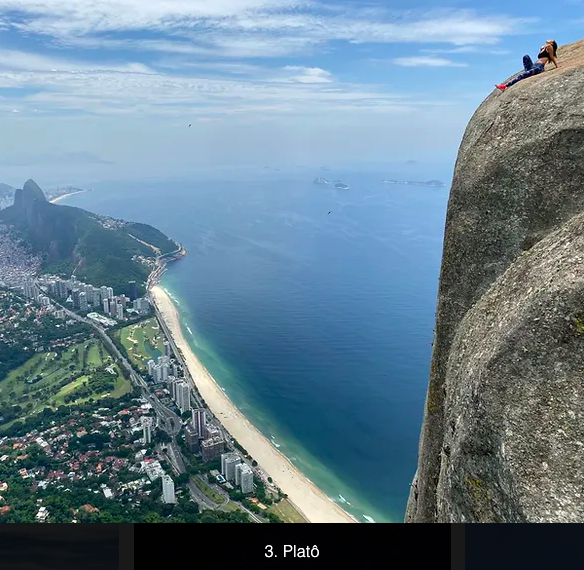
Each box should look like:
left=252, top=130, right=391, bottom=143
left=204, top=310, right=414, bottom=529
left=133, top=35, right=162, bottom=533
left=406, top=38, right=584, bottom=522
left=14, top=179, right=48, bottom=227
left=0, top=179, right=178, bottom=297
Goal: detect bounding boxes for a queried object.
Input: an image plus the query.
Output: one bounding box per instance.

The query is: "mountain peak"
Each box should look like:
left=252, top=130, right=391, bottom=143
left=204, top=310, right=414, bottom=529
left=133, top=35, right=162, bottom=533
left=13, top=179, right=48, bottom=224
left=22, top=179, right=47, bottom=203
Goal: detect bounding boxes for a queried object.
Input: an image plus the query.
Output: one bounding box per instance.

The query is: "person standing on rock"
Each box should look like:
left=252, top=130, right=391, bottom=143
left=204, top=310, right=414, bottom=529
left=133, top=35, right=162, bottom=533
left=496, top=40, right=559, bottom=91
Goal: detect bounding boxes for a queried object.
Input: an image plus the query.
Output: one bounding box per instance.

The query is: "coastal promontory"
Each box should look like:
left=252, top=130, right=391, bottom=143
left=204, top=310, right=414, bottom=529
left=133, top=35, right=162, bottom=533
left=0, top=179, right=178, bottom=297
left=406, top=38, right=584, bottom=523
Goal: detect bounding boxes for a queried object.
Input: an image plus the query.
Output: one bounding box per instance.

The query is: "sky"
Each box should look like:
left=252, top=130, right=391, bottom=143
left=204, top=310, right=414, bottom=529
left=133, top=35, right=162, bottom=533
left=0, top=0, right=583, bottom=185
left=0, top=526, right=118, bottom=570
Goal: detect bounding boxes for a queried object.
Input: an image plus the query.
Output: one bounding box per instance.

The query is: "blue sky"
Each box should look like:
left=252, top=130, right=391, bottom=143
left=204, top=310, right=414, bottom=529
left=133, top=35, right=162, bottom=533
left=0, top=0, right=582, bottom=184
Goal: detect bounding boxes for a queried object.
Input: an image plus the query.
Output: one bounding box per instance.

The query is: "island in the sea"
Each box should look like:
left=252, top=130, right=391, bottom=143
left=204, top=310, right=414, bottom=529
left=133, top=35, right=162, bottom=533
left=383, top=179, right=446, bottom=187
left=334, top=182, right=350, bottom=189
left=313, top=177, right=331, bottom=185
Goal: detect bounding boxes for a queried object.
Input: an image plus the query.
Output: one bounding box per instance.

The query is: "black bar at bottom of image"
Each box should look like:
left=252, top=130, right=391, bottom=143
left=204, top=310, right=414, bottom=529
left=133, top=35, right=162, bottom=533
left=134, top=523, right=451, bottom=567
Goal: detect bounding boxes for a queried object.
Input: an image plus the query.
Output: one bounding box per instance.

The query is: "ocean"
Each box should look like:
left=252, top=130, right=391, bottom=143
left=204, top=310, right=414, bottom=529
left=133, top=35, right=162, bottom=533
left=62, top=167, right=449, bottom=523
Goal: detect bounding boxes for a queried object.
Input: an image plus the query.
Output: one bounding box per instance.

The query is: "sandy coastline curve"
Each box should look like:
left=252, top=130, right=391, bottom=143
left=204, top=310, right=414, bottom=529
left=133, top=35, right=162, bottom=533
left=49, top=190, right=87, bottom=203
left=150, top=284, right=357, bottom=523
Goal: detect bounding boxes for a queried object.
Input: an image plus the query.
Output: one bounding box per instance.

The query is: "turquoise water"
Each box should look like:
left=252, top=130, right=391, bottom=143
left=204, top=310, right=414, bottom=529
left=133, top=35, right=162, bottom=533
left=62, top=169, right=449, bottom=522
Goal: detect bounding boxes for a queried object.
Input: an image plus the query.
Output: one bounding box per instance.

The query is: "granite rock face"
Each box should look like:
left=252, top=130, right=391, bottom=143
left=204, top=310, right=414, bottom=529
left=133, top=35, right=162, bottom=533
left=406, top=39, right=584, bottom=522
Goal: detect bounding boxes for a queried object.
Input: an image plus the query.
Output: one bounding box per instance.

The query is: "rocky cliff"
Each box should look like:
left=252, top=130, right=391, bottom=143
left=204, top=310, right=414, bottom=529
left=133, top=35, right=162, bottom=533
left=406, top=39, right=584, bottom=522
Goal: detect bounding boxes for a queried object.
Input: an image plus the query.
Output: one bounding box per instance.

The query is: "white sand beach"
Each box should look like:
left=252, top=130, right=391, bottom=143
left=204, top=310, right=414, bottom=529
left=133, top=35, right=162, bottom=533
left=49, top=190, right=86, bottom=203
left=150, top=284, right=356, bottom=523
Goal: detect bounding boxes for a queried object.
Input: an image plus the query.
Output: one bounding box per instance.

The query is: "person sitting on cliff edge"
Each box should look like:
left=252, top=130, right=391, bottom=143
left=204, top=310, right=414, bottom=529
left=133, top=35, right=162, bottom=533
left=495, top=40, right=559, bottom=91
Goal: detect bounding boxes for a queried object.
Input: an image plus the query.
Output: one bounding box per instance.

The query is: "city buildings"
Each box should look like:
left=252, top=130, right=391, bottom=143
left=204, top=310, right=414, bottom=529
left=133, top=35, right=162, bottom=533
left=35, top=506, right=49, bottom=522
left=147, top=360, right=156, bottom=377
left=184, top=424, right=200, bottom=453
left=103, top=298, right=109, bottom=314
left=79, top=291, right=88, bottom=312
left=235, top=462, right=254, bottom=494
left=201, top=436, right=225, bottom=462
left=142, top=417, right=153, bottom=445
left=128, top=280, right=137, bottom=301
left=116, top=303, right=124, bottom=320
left=163, top=341, right=171, bottom=358
left=162, top=474, right=176, bottom=504
left=221, top=452, right=241, bottom=482
left=174, top=381, right=191, bottom=414
left=86, top=313, right=117, bottom=327
left=191, top=408, right=206, bottom=438
left=205, top=424, right=221, bottom=441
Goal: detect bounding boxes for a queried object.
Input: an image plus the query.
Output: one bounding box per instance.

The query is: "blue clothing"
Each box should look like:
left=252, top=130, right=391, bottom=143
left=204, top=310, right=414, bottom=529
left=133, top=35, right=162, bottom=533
left=506, top=55, right=544, bottom=87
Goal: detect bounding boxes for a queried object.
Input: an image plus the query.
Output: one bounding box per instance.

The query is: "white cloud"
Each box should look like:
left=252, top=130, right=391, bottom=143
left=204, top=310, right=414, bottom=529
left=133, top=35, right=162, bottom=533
left=0, top=2, right=533, bottom=60
left=0, top=50, right=414, bottom=118
left=392, top=56, right=468, bottom=67
left=281, top=66, right=333, bottom=83
left=419, top=46, right=511, bottom=55
left=0, top=49, right=155, bottom=74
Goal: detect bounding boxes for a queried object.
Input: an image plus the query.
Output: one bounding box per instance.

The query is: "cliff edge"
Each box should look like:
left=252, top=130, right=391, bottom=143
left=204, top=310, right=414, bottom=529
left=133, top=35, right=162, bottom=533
left=406, top=38, right=584, bottom=522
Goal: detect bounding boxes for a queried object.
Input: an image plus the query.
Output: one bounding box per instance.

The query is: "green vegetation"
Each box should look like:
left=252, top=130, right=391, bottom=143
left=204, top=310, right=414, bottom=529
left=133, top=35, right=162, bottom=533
left=0, top=339, right=131, bottom=429
left=0, top=290, right=92, bottom=381
left=124, top=221, right=177, bottom=256
left=115, top=318, right=163, bottom=371
left=267, top=499, right=308, bottom=523
left=0, top=180, right=178, bottom=298
left=192, top=476, right=225, bottom=504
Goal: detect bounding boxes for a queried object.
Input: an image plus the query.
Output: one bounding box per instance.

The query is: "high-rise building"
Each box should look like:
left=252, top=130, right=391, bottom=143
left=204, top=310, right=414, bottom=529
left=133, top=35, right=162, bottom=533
left=79, top=291, right=88, bottom=312
left=235, top=462, right=254, bottom=494
left=162, top=474, right=176, bottom=504
left=221, top=452, right=242, bottom=482
left=201, top=436, right=225, bottom=462
left=142, top=417, right=153, bottom=444
left=128, top=280, right=138, bottom=301
left=205, top=424, right=221, bottom=441
left=171, top=361, right=179, bottom=377
left=174, top=381, right=191, bottom=413
left=191, top=408, right=206, bottom=438
left=22, top=278, right=38, bottom=300
left=184, top=424, right=200, bottom=453
left=106, top=287, right=114, bottom=300
left=102, top=298, right=109, bottom=314
left=147, top=360, right=156, bottom=377
left=157, top=355, right=169, bottom=366
left=116, top=303, right=124, bottom=320
left=138, top=297, right=150, bottom=314
left=100, top=285, right=108, bottom=300
left=39, top=295, right=50, bottom=307
left=163, top=341, right=171, bottom=358
left=57, top=280, right=68, bottom=298
left=47, top=281, right=57, bottom=296
left=72, top=289, right=81, bottom=309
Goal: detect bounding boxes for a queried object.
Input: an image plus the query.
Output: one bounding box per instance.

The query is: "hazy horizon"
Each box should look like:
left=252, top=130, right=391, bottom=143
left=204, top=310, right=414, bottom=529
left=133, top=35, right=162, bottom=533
left=1, top=1, right=583, bottom=183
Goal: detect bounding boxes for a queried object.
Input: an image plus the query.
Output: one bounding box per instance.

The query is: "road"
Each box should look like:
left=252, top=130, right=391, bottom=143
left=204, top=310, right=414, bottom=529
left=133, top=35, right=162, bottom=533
left=59, top=304, right=182, bottom=435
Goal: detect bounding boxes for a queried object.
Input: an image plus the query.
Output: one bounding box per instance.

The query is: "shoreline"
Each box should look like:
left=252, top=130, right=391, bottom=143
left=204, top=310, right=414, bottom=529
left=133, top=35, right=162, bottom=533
left=150, top=283, right=357, bottom=523
left=49, top=190, right=87, bottom=203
